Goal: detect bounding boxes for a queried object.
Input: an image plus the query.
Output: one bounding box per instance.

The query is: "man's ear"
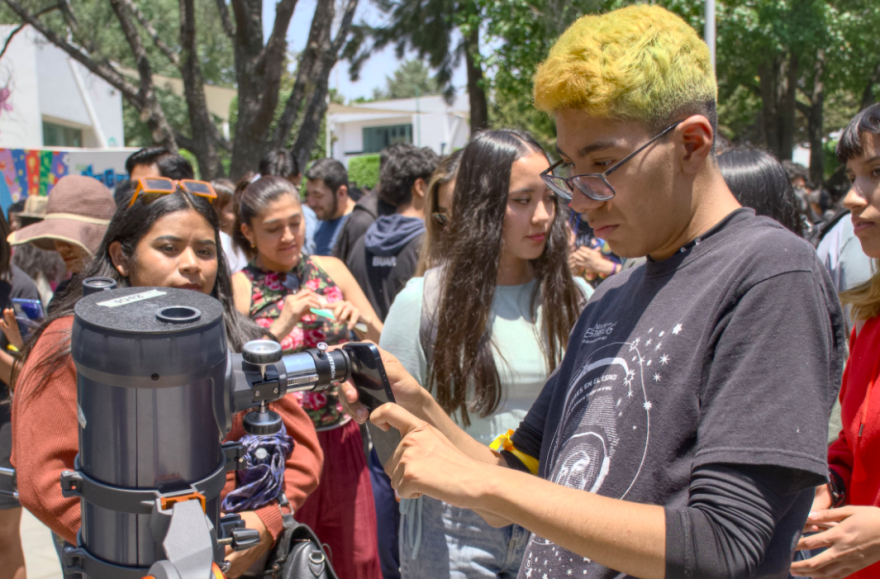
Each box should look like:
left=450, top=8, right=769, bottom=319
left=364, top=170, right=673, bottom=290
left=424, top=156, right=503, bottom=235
left=412, top=178, right=427, bottom=200
left=337, top=184, right=348, bottom=200
left=108, top=241, right=129, bottom=277
left=676, top=115, right=714, bottom=175
left=240, top=223, right=256, bottom=248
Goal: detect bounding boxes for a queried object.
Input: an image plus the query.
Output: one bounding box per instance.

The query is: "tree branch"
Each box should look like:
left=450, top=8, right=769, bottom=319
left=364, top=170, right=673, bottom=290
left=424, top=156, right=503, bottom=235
left=0, top=23, right=25, bottom=62
left=121, top=0, right=179, bottom=66
left=214, top=0, right=235, bottom=38
left=109, top=0, right=177, bottom=149
left=255, top=0, right=297, bottom=71
left=1, top=0, right=141, bottom=102
left=331, top=0, right=358, bottom=55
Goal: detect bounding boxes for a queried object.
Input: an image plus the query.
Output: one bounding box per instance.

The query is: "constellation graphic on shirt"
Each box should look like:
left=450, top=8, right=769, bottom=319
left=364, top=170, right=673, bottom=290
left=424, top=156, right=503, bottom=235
left=521, top=321, right=685, bottom=578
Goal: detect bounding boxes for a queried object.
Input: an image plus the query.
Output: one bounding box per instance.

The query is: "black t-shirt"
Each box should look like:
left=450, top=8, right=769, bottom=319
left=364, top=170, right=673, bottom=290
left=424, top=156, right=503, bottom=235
left=513, top=209, right=845, bottom=579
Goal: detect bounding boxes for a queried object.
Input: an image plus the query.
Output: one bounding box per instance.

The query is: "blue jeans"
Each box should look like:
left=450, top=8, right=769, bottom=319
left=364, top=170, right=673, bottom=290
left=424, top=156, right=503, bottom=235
left=400, top=496, right=529, bottom=579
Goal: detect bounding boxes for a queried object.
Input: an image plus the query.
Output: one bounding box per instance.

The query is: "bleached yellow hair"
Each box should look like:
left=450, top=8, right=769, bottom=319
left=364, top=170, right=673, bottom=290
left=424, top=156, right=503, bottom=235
left=534, top=5, right=717, bottom=129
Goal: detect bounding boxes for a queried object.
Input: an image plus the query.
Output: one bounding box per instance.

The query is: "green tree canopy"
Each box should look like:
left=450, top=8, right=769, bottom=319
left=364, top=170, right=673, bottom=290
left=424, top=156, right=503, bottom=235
left=373, top=59, right=440, bottom=100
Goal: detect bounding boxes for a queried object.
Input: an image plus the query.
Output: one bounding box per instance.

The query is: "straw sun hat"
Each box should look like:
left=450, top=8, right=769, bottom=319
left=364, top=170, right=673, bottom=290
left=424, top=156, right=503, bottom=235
left=7, top=175, right=115, bottom=255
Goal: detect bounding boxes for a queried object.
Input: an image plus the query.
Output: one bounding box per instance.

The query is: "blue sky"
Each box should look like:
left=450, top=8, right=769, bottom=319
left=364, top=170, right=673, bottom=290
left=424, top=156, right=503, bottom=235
left=262, top=0, right=468, bottom=103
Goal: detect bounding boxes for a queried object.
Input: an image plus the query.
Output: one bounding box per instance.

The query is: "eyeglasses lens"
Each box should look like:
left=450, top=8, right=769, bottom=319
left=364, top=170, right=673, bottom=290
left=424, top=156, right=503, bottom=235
left=573, top=176, right=614, bottom=201
left=183, top=181, right=214, bottom=196
left=144, top=178, right=176, bottom=191
left=542, top=175, right=573, bottom=201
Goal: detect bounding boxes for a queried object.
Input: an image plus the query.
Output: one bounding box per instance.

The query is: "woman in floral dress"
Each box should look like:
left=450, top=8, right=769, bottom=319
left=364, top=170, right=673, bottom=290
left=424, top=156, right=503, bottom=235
left=232, top=175, right=383, bottom=579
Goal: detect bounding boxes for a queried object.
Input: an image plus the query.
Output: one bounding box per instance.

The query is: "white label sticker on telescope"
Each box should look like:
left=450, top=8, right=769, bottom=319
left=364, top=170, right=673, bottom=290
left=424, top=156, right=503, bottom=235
left=97, top=289, right=167, bottom=308
left=77, top=404, right=87, bottom=429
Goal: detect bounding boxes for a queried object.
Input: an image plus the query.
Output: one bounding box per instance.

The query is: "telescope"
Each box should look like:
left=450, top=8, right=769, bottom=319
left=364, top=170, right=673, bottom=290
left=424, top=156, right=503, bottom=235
left=53, top=279, right=399, bottom=579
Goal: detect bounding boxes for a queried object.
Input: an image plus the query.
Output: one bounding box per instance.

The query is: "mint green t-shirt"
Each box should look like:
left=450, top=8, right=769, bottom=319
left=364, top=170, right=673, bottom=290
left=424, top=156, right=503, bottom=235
left=379, top=275, right=592, bottom=444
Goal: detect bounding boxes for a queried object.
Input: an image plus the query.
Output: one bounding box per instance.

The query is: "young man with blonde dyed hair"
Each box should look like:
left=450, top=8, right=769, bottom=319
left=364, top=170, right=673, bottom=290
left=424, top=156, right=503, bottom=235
left=340, top=6, right=846, bottom=578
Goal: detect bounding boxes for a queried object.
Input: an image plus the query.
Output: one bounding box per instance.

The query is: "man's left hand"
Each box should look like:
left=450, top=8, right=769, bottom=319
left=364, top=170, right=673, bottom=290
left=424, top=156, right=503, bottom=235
left=223, top=511, right=275, bottom=578
left=370, top=403, right=491, bottom=508
left=790, top=506, right=880, bottom=578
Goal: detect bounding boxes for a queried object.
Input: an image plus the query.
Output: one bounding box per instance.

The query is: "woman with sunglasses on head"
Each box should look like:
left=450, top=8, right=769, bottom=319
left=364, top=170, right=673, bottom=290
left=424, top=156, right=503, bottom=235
left=230, top=175, right=383, bottom=579
left=379, top=130, right=592, bottom=579
left=10, top=179, right=324, bottom=579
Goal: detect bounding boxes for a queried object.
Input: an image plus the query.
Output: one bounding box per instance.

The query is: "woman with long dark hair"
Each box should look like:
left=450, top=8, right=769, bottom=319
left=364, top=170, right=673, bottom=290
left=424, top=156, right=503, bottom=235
left=380, top=130, right=591, bottom=579
left=11, top=184, right=323, bottom=579
left=230, top=175, right=383, bottom=579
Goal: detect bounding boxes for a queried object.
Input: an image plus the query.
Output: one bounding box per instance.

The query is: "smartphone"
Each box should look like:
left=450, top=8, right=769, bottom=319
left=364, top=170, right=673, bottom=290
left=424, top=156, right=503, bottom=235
left=11, top=298, right=44, bottom=340
left=342, top=342, right=402, bottom=465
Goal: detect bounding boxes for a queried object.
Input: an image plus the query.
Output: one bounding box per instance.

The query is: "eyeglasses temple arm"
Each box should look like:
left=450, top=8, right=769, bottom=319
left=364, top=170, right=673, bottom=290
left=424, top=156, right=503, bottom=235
left=605, top=121, right=682, bottom=177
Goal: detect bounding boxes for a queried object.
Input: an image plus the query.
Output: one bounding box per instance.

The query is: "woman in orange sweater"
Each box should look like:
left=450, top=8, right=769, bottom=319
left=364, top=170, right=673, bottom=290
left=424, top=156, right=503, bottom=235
left=791, top=104, right=880, bottom=578
left=11, top=181, right=323, bottom=578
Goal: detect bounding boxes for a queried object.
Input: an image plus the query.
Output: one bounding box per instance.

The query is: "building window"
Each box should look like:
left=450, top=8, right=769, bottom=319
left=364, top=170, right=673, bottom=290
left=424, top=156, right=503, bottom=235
left=43, top=122, right=83, bottom=148
left=363, top=124, right=412, bottom=153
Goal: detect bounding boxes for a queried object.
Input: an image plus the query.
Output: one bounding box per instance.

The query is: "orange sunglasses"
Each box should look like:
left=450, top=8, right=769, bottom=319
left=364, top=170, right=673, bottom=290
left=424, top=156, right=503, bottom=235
left=129, top=177, right=217, bottom=207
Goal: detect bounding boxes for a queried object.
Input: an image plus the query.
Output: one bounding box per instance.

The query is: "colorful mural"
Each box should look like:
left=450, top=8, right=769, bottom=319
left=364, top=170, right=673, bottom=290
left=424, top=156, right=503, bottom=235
left=0, top=148, right=131, bottom=212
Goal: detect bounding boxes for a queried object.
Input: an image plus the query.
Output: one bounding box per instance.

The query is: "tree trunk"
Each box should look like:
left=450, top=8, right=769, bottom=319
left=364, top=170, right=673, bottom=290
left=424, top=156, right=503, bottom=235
left=780, top=51, right=798, bottom=161
left=228, top=0, right=297, bottom=179
left=758, top=58, right=782, bottom=157
left=806, top=50, right=825, bottom=187
left=861, top=61, right=880, bottom=110
left=271, top=0, right=335, bottom=153
left=273, top=0, right=357, bottom=168
left=179, top=0, right=224, bottom=178
left=463, top=24, right=488, bottom=134
left=109, top=0, right=178, bottom=151
left=758, top=52, right=798, bottom=161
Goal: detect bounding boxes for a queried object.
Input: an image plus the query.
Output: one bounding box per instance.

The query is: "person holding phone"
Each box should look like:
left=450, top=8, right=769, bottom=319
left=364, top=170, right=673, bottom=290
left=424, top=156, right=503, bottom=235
left=230, top=175, right=383, bottom=579
left=0, top=209, right=38, bottom=579
left=342, top=6, right=843, bottom=579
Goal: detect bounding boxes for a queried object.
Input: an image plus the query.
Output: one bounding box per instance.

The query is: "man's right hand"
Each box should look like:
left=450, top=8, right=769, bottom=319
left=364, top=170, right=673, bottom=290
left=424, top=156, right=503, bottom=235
left=338, top=343, right=429, bottom=423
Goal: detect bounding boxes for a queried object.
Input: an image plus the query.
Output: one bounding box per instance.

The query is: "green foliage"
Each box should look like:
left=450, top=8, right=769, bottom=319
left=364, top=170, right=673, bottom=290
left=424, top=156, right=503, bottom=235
left=480, top=0, right=604, bottom=147
left=347, top=154, right=381, bottom=189
left=373, top=60, right=440, bottom=101
left=480, top=0, right=880, bottom=167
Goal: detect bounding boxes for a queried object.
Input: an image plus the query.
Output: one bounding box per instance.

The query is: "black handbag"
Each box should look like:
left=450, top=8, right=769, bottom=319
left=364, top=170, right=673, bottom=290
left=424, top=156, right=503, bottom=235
left=260, top=494, right=338, bottom=579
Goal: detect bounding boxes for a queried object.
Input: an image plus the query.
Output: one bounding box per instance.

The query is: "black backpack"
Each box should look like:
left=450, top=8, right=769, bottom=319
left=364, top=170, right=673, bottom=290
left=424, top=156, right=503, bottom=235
left=259, top=495, right=338, bottom=579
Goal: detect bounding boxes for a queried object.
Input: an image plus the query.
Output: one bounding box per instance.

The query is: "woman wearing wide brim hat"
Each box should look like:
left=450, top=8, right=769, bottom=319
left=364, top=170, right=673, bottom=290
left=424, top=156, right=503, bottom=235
left=8, top=176, right=114, bottom=277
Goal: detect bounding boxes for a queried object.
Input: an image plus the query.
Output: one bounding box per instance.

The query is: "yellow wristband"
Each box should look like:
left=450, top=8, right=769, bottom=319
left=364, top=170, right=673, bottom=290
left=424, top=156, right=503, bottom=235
left=490, top=429, right=539, bottom=476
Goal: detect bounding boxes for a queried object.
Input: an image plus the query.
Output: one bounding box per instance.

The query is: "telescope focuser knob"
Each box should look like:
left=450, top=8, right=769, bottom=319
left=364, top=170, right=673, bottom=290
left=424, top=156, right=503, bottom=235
left=243, top=407, right=283, bottom=435
left=243, top=340, right=282, bottom=379
left=317, top=342, right=328, bottom=354
left=243, top=340, right=283, bottom=365
left=231, top=527, right=262, bottom=552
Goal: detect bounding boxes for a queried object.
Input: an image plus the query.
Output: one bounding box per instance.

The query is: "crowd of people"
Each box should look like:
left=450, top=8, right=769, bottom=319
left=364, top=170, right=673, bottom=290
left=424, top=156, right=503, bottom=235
left=0, top=4, right=879, bottom=579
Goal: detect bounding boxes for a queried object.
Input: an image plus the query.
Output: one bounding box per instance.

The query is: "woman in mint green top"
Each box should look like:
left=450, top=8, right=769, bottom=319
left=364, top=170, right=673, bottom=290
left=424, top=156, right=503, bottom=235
left=380, top=130, right=592, bottom=579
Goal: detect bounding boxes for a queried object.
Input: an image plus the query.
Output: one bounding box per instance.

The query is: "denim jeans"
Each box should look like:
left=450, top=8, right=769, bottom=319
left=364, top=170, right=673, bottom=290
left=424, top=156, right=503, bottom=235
left=400, top=496, right=530, bottom=579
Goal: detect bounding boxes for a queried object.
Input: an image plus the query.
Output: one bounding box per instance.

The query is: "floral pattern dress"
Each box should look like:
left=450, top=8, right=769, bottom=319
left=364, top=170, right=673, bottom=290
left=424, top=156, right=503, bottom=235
left=242, top=255, right=351, bottom=430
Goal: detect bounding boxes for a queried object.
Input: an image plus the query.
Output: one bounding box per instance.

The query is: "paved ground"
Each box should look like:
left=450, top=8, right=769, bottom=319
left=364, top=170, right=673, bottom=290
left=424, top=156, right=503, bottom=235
left=21, top=509, right=63, bottom=579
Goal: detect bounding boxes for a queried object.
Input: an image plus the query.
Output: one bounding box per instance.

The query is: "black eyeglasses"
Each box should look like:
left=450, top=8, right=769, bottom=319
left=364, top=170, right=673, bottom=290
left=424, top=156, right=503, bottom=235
left=541, top=121, right=683, bottom=201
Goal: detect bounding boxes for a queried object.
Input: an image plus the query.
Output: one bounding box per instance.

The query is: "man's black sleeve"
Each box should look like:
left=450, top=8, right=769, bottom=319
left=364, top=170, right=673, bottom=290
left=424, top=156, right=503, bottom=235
left=665, top=463, right=815, bottom=579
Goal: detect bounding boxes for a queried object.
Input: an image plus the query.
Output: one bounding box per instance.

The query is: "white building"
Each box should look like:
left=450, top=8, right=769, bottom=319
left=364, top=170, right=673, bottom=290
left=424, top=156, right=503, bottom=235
left=326, top=95, right=470, bottom=166
left=0, top=25, right=125, bottom=149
